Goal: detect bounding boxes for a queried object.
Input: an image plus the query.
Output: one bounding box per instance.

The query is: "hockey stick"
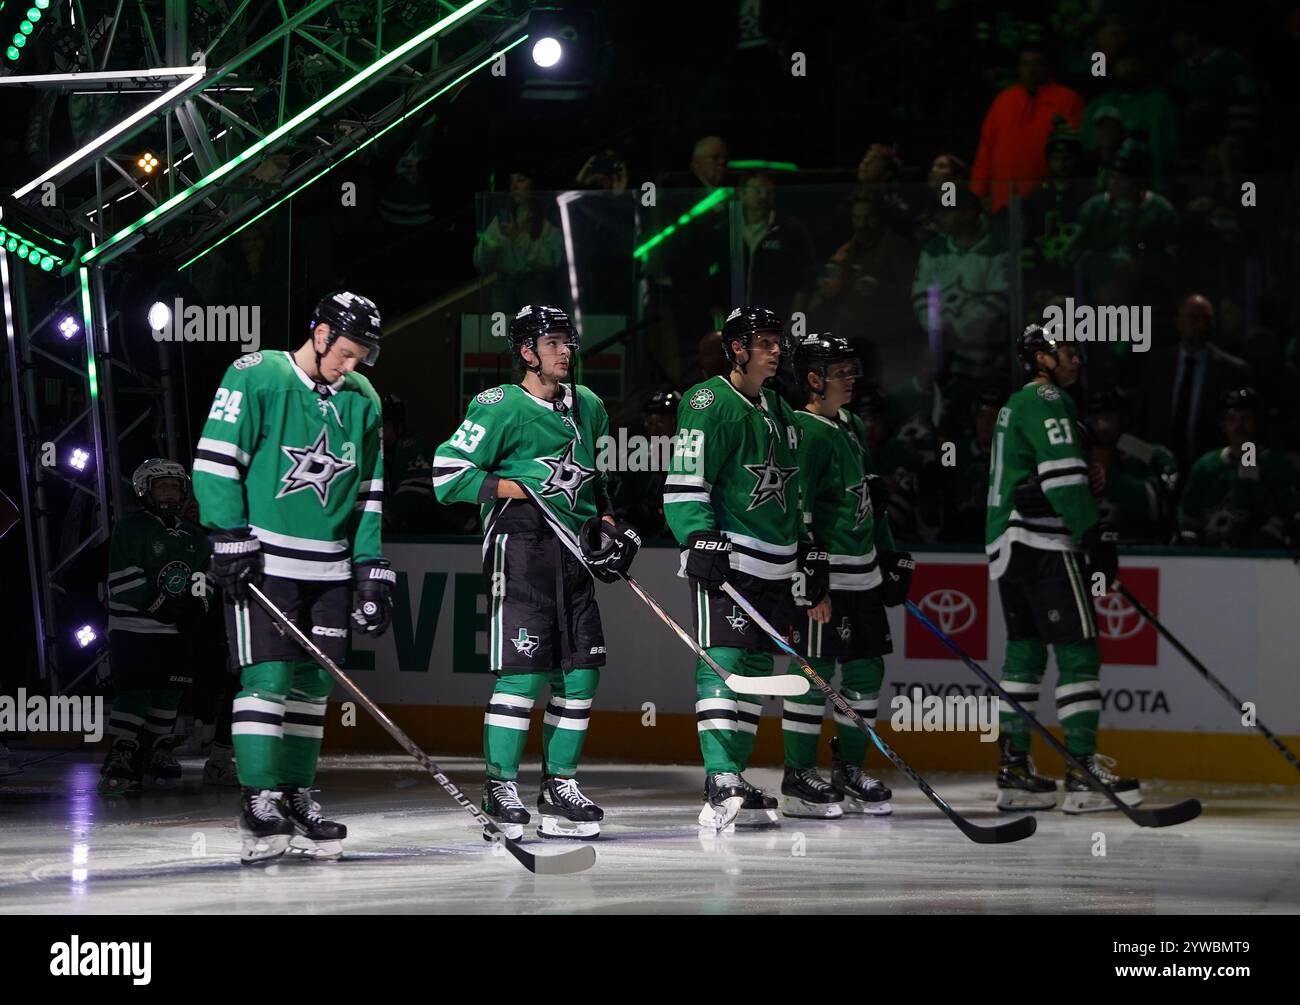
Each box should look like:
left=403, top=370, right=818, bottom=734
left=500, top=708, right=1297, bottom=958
left=1115, top=582, right=1300, bottom=774
left=621, top=574, right=811, bottom=697
left=904, top=599, right=1202, bottom=827
left=720, top=582, right=1036, bottom=844
left=247, top=584, right=596, bottom=876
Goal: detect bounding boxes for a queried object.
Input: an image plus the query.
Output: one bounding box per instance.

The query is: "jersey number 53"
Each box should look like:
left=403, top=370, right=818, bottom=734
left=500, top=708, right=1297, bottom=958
left=450, top=420, right=486, bottom=452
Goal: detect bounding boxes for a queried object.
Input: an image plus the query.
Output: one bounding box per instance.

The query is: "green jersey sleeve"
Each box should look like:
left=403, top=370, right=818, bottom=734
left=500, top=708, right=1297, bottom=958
left=106, top=520, right=154, bottom=611
left=348, top=379, right=384, bottom=564
left=1021, top=391, right=1098, bottom=541
left=432, top=393, right=516, bottom=507
left=192, top=360, right=263, bottom=531
left=663, top=395, right=735, bottom=543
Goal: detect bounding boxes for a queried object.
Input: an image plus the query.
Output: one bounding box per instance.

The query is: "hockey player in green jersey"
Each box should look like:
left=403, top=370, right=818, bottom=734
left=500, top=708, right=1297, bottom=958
left=433, top=305, right=640, bottom=841
left=985, top=323, right=1141, bottom=813
left=664, top=306, right=819, bottom=829
left=193, top=292, right=394, bottom=864
left=784, top=334, right=914, bottom=817
left=99, top=459, right=210, bottom=796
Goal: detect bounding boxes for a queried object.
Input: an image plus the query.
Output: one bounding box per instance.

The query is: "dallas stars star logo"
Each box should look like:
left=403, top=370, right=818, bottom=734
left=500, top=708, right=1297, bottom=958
left=725, top=607, right=749, bottom=633
left=743, top=440, right=799, bottom=513
left=848, top=478, right=872, bottom=529
left=538, top=440, right=596, bottom=509
left=511, top=628, right=539, bottom=658
left=836, top=617, right=852, bottom=642
left=277, top=426, right=355, bottom=505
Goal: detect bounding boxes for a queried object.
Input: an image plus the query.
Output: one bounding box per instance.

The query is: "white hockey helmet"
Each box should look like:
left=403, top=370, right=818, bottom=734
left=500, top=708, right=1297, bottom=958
left=132, top=458, right=190, bottom=514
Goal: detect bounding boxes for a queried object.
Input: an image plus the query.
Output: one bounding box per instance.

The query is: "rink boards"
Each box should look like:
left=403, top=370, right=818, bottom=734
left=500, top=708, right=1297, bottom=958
left=337, top=543, right=1300, bottom=783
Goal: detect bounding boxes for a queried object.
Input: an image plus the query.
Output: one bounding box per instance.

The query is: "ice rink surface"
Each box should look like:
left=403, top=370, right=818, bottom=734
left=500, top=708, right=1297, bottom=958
left=1, top=752, right=1297, bottom=914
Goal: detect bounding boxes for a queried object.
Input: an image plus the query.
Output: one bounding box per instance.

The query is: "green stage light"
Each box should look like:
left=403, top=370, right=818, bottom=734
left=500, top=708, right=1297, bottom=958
left=40, top=256, right=54, bottom=271
left=19, top=20, right=33, bottom=35
left=3, top=238, right=16, bottom=252
left=13, top=33, right=27, bottom=47
left=28, top=7, right=41, bottom=20
left=6, top=47, right=18, bottom=61
left=37, top=0, right=51, bottom=8
left=16, top=245, right=30, bottom=260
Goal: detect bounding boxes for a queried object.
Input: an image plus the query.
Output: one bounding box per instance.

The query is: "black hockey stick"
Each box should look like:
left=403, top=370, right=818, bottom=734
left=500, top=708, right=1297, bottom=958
left=904, top=599, right=1202, bottom=827
left=721, top=583, right=1036, bottom=844
left=621, top=574, right=811, bottom=697
left=247, top=584, right=596, bottom=875
left=1115, top=582, right=1300, bottom=774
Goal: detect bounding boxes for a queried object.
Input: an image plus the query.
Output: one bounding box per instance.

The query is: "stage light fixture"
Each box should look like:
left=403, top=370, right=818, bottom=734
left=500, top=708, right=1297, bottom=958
left=532, top=37, right=561, bottom=68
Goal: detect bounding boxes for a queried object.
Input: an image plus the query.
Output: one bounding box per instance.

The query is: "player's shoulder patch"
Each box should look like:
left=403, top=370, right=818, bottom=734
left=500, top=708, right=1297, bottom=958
left=476, top=387, right=505, bottom=405
left=689, top=387, right=715, bottom=411
left=1036, top=384, right=1060, bottom=402
left=233, top=351, right=263, bottom=370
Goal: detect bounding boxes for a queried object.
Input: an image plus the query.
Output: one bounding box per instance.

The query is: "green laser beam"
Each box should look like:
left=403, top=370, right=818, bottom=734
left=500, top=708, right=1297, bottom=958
left=632, top=186, right=731, bottom=260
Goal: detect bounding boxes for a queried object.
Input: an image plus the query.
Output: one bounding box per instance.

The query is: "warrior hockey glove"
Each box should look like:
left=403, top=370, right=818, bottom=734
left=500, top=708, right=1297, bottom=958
left=685, top=530, right=732, bottom=592
left=208, top=528, right=263, bottom=602
left=352, top=559, right=397, bottom=637
left=879, top=550, right=915, bottom=607
left=1081, top=524, right=1118, bottom=591
left=793, top=547, right=830, bottom=607
left=1012, top=474, right=1055, bottom=518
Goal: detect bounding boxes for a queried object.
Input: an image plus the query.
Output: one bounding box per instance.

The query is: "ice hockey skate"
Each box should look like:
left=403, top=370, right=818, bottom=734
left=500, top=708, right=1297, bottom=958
left=482, top=779, right=530, bottom=841
left=238, top=788, right=293, bottom=864
left=781, top=766, right=845, bottom=818
left=1062, top=754, right=1142, bottom=814
left=537, top=775, right=602, bottom=840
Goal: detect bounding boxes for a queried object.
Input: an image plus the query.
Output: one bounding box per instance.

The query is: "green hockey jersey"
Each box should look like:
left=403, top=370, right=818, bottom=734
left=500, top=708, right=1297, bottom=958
left=796, top=407, right=895, bottom=591
left=1094, top=433, right=1178, bottom=542
left=432, top=383, right=610, bottom=543
left=664, top=376, right=804, bottom=581
left=1177, top=446, right=1298, bottom=548
left=106, top=511, right=209, bottom=634
left=192, top=350, right=383, bottom=581
left=985, top=381, right=1098, bottom=579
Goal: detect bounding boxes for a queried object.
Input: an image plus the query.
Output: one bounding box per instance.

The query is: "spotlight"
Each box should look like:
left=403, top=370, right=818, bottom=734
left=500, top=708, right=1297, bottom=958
left=147, top=301, right=171, bottom=331
left=531, top=37, right=562, bottom=68
left=57, top=314, right=81, bottom=339
left=75, top=625, right=97, bottom=648
left=136, top=152, right=160, bottom=175
left=68, top=447, right=91, bottom=472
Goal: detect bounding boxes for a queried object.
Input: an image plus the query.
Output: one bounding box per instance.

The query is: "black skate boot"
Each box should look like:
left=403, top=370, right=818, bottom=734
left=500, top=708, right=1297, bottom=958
left=280, top=785, right=347, bottom=859
left=831, top=738, right=892, bottom=815
left=995, top=736, right=1057, bottom=811
left=238, top=787, right=293, bottom=864
left=143, top=734, right=183, bottom=787
left=735, top=773, right=780, bottom=827
left=781, top=766, right=844, bottom=818
left=537, top=775, right=603, bottom=840
left=482, top=779, right=530, bottom=842
left=97, top=737, right=144, bottom=797
left=698, top=772, right=746, bottom=831
left=1062, top=753, right=1142, bottom=814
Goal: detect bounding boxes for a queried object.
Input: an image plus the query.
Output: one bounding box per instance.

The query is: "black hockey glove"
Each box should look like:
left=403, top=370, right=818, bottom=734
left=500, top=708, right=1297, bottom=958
left=685, top=530, right=732, bottom=592
left=793, top=547, right=830, bottom=607
left=580, top=517, right=642, bottom=583
left=208, top=528, right=263, bottom=602
left=352, top=558, right=397, bottom=637
left=1081, top=524, right=1118, bottom=591
left=1012, top=474, right=1055, bottom=519
left=879, top=550, right=915, bottom=607
left=864, top=473, right=890, bottom=520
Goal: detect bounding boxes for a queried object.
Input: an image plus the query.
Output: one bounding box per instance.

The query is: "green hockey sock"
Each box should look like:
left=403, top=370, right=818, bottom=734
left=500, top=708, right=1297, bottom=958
left=230, top=660, right=293, bottom=790
left=483, top=672, right=545, bottom=781
left=1055, top=640, right=1102, bottom=756
left=541, top=666, right=599, bottom=777
left=278, top=661, right=332, bottom=787
left=835, top=657, right=885, bottom=766
left=999, top=639, right=1047, bottom=754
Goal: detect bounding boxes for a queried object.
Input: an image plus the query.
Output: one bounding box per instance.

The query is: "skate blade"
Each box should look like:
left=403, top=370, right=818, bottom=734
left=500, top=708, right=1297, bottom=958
left=287, top=837, right=343, bottom=861
left=996, top=790, right=1058, bottom=811
left=698, top=796, right=744, bottom=831
left=841, top=796, right=893, bottom=816
left=781, top=795, right=844, bottom=819
left=537, top=816, right=601, bottom=840
left=240, top=833, right=291, bottom=865
left=1062, top=788, right=1143, bottom=814
left=483, top=821, right=525, bottom=842
left=735, top=807, right=781, bottom=828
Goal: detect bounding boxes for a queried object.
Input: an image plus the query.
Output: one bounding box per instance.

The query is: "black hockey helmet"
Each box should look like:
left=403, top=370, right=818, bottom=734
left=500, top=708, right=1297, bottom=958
left=645, top=389, right=681, bottom=414
left=132, top=458, right=189, bottom=516
left=310, top=291, right=382, bottom=365
left=1017, top=322, right=1063, bottom=379
left=1221, top=386, right=1259, bottom=412
left=793, top=333, right=862, bottom=398
left=720, top=305, right=786, bottom=370
left=509, top=304, right=577, bottom=373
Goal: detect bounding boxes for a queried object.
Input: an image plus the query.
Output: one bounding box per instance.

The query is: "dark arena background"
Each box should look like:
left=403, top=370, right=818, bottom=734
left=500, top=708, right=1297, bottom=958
left=0, top=0, right=1297, bottom=953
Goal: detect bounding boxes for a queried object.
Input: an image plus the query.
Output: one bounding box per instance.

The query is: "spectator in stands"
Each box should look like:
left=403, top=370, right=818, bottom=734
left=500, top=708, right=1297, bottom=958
left=1081, top=48, right=1179, bottom=193
left=473, top=170, right=565, bottom=313
left=1141, top=293, right=1252, bottom=468
left=916, top=153, right=970, bottom=242
left=1089, top=105, right=1128, bottom=194
left=1171, top=17, right=1258, bottom=165
left=1084, top=387, right=1179, bottom=544
left=911, top=185, right=1009, bottom=434
left=855, top=142, right=914, bottom=237
left=858, top=385, right=943, bottom=544
left=808, top=195, right=917, bottom=374
left=1177, top=388, right=1298, bottom=548
left=383, top=393, right=437, bottom=533
left=576, top=148, right=630, bottom=194
left=738, top=170, right=817, bottom=324
left=609, top=389, right=680, bottom=540
left=942, top=383, right=1003, bottom=543
left=690, top=135, right=729, bottom=192
left=1022, top=117, right=1091, bottom=283
left=970, top=43, right=1084, bottom=214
